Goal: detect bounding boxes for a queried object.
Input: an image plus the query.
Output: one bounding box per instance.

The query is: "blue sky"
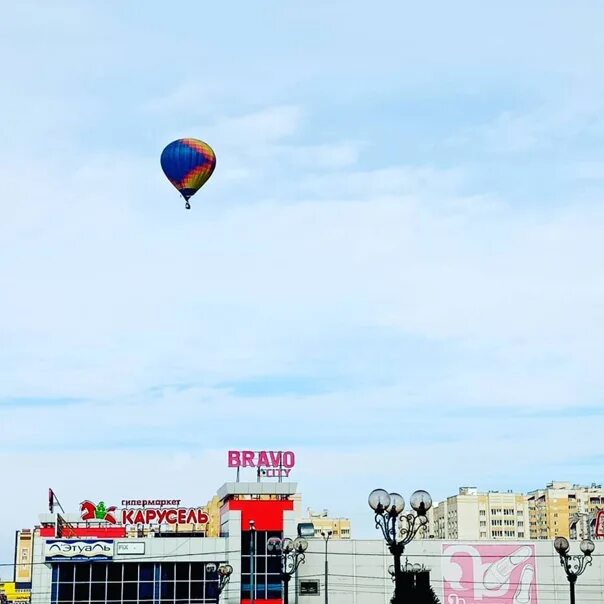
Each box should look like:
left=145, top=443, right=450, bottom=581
left=2, top=0, right=604, bottom=577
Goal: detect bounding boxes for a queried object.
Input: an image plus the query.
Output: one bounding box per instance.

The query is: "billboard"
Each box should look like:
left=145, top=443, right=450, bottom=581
left=443, top=544, right=538, bottom=604
left=116, top=542, right=145, bottom=555
left=228, top=450, right=295, bottom=478
left=45, top=540, right=114, bottom=561
left=80, top=500, right=208, bottom=526
left=596, top=510, right=604, bottom=538
left=14, top=531, right=33, bottom=585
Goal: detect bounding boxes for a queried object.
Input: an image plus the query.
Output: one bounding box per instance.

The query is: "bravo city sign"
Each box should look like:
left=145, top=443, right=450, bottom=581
left=228, top=450, right=296, bottom=478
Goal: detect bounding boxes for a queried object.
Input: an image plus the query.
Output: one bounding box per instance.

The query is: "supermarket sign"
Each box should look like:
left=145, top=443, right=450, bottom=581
left=80, top=500, right=209, bottom=526
left=45, top=540, right=113, bottom=561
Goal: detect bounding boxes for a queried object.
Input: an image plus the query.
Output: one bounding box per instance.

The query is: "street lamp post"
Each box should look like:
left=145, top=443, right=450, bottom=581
left=205, top=563, right=233, bottom=603
left=267, top=536, right=308, bottom=604
left=554, top=536, right=595, bottom=604
left=249, top=520, right=256, bottom=604
left=368, top=488, right=432, bottom=603
left=320, top=530, right=332, bottom=604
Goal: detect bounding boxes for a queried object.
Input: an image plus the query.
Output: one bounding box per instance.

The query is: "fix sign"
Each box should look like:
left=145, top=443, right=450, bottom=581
left=228, top=450, right=295, bottom=477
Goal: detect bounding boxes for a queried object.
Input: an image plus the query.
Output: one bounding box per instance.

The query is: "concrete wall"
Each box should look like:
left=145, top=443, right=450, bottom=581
left=30, top=533, right=604, bottom=604
left=296, top=539, right=604, bottom=604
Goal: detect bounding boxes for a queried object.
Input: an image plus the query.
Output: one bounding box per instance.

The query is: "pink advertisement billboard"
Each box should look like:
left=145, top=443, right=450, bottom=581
left=443, top=544, right=538, bottom=604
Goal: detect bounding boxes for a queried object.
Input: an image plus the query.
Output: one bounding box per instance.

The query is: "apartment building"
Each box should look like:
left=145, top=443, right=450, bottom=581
left=527, top=481, right=604, bottom=539
left=432, top=487, right=529, bottom=540
left=299, top=508, right=352, bottom=539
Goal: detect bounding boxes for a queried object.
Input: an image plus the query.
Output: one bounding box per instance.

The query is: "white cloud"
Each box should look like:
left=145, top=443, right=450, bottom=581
left=143, top=82, right=227, bottom=117
left=570, top=161, right=604, bottom=182
left=209, top=105, right=304, bottom=146
left=1, top=149, right=603, bottom=405
left=451, top=87, right=604, bottom=154
left=279, top=141, right=364, bottom=170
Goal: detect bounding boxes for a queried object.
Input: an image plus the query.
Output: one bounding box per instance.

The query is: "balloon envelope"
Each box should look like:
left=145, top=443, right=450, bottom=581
left=160, top=138, right=216, bottom=202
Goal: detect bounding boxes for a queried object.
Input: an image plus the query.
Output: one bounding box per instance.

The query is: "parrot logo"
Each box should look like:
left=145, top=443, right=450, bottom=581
left=80, top=500, right=118, bottom=525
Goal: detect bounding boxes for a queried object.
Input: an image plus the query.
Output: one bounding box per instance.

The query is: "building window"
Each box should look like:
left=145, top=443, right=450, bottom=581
left=51, top=562, right=222, bottom=604
left=241, top=530, right=282, bottom=600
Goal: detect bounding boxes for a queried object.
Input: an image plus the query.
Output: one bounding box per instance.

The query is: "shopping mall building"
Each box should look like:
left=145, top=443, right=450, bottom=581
left=9, top=450, right=604, bottom=604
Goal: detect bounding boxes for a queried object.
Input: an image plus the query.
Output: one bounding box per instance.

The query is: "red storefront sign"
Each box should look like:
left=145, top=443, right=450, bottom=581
left=80, top=500, right=208, bottom=526
left=121, top=507, right=208, bottom=525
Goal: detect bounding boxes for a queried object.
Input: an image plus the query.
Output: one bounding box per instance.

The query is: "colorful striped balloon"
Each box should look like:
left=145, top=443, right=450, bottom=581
left=160, top=138, right=216, bottom=209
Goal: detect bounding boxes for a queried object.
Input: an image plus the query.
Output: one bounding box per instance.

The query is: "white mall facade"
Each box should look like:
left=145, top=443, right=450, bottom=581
left=15, top=481, right=604, bottom=604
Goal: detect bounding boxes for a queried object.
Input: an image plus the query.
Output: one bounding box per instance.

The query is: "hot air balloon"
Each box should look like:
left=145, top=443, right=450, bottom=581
left=160, top=138, right=216, bottom=209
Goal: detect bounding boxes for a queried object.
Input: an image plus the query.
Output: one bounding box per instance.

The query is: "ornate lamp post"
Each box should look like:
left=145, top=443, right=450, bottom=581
left=320, top=530, right=333, bottom=604
left=267, top=536, right=308, bottom=604
left=205, top=563, right=233, bottom=602
left=554, top=536, right=595, bottom=604
left=387, top=561, right=425, bottom=580
left=368, top=488, right=432, bottom=602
